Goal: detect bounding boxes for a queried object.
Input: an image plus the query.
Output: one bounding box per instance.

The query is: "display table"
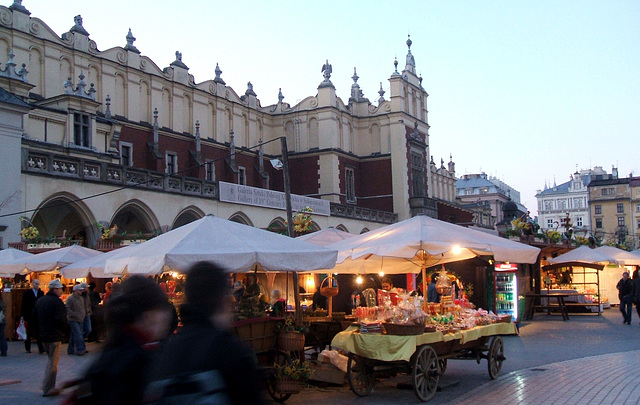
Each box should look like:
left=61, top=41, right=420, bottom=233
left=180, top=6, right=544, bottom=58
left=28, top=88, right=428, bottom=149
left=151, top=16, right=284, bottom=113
left=541, top=289, right=601, bottom=314
left=331, top=322, right=517, bottom=363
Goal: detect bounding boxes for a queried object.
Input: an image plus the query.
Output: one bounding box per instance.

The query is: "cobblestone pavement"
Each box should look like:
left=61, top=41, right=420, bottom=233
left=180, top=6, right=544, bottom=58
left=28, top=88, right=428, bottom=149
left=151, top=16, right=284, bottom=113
left=1, top=308, right=639, bottom=404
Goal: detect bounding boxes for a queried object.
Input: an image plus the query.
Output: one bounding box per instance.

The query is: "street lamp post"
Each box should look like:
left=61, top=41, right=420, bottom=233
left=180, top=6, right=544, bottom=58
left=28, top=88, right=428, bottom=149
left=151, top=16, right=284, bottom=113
left=280, top=137, right=302, bottom=324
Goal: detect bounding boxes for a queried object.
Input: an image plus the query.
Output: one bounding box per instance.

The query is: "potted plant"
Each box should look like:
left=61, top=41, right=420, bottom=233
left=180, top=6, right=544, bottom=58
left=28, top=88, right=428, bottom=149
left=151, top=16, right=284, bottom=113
left=275, top=315, right=309, bottom=352
left=273, top=359, right=314, bottom=394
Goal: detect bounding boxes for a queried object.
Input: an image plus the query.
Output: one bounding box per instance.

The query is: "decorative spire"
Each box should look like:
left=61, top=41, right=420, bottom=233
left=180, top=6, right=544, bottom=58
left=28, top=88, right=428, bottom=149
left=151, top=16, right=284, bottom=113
left=0, top=50, right=29, bottom=82
left=350, top=67, right=365, bottom=101
left=405, top=35, right=416, bottom=73
left=69, top=15, right=90, bottom=36
left=105, top=95, right=111, bottom=119
left=229, top=130, right=236, bottom=168
left=195, top=121, right=201, bottom=153
left=62, top=72, right=96, bottom=100
left=392, top=57, right=400, bottom=76
left=213, top=63, right=225, bottom=84
left=153, top=108, right=159, bottom=143
left=258, top=137, right=264, bottom=173
left=277, top=88, right=284, bottom=104
left=245, top=81, right=257, bottom=97
left=124, top=28, right=140, bottom=53
left=378, top=82, right=385, bottom=104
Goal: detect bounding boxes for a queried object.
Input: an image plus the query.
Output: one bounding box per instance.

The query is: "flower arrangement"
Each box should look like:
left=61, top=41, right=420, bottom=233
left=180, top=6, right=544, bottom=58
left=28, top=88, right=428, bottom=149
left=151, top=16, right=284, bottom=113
left=574, top=236, right=590, bottom=246
left=97, top=222, right=119, bottom=241
left=274, top=359, right=314, bottom=383
left=286, top=207, right=313, bottom=234
left=20, top=225, right=39, bottom=242
left=545, top=230, right=562, bottom=244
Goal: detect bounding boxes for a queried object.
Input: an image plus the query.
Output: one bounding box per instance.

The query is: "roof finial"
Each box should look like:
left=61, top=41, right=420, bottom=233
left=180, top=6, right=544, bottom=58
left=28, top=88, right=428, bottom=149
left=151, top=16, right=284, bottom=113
left=105, top=95, right=111, bottom=119
left=278, top=88, right=284, bottom=103
left=378, top=82, right=385, bottom=104
left=213, top=63, right=225, bottom=84
left=392, top=57, right=400, bottom=76
left=124, top=28, right=140, bottom=53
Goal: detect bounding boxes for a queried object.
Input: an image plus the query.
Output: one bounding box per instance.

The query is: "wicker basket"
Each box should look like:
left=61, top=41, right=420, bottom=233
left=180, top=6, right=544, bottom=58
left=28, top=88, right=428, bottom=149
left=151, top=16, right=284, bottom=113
left=320, top=276, right=339, bottom=297
left=275, top=378, right=303, bottom=394
left=278, top=331, right=306, bottom=351
left=383, top=322, right=426, bottom=336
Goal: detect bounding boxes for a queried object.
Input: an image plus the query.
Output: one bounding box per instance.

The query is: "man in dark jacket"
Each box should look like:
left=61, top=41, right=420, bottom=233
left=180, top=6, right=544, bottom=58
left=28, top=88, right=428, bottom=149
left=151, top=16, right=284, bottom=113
left=616, top=271, right=634, bottom=325
left=21, top=279, right=44, bottom=353
left=633, top=270, right=640, bottom=324
left=145, top=261, right=263, bottom=404
left=33, top=279, right=66, bottom=397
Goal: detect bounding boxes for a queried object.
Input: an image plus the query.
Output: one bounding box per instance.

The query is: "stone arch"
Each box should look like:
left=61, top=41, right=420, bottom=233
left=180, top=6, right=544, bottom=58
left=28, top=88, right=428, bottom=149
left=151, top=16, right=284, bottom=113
left=28, top=46, right=44, bottom=96
left=228, top=211, right=253, bottom=226
left=335, top=224, right=349, bottom=232
left=182, top=93, right=193, bottom=134
left=161, top=88, right=172, bottom=128
left=369, top=123, right=381, bottom=155
left=284, top=120, right=295, bottom=152
left=87, top=64, right=101, bottom=102
left=139, top=80, right=151, bottom=123
left=266, top=217, right=287, bottom=235
left=30, top=192, right=97, bottom=247
left=110, top=199, right=160, bottom=235
left=171, top=206, right=205, bottom=229
left=359, top=227, right=370, bottom=234
left=309, top=221, right=321, bottom=232
left=114, top=73, right=127, bottom=117
left=224, top=107, right=233, bottom=143
left=308, top=117, right=319, bottom=150
left=0, top=38, right=9, bottom=61
left=60, top=56, right=73, bottom=86
left=207, top=102, right=216, bottom=140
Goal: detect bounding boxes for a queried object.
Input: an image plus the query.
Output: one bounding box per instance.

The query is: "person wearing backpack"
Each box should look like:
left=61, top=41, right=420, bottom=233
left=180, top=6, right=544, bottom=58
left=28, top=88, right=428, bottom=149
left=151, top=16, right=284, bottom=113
left=144, top=261, right=263, bottom=404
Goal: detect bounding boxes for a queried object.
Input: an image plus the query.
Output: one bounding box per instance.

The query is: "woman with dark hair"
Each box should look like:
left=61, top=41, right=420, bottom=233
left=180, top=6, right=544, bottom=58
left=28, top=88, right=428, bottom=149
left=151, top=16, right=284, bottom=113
left=64, top=276, right=173, bottom=404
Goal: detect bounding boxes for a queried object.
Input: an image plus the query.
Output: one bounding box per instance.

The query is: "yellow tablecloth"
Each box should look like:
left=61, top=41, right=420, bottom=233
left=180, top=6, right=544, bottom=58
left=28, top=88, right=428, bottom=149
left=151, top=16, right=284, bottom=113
left=331, top=322, right=518, bottom=362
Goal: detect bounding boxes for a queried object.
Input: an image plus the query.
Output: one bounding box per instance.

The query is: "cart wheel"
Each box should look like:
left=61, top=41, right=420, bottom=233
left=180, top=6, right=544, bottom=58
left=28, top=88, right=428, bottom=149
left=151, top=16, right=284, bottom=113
left=347, top=354, right=375, bottom=396
left=438, top=358, right=448, bottom=375
left=413, top=345, right=439, bottom=402
left=487, top=336, right=505, bottom=380
left=267, top=351, right=293, bottom=402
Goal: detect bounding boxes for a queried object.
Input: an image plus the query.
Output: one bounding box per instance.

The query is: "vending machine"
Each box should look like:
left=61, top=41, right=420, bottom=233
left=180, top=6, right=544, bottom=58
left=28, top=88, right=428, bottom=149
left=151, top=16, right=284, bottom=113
left=494, top=263, right=518, bottom=321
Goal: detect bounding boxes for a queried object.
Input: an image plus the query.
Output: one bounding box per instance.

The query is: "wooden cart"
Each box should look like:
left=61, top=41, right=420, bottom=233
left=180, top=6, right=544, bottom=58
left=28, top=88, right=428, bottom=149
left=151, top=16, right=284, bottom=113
left=331, top=322, right=517, bottom=402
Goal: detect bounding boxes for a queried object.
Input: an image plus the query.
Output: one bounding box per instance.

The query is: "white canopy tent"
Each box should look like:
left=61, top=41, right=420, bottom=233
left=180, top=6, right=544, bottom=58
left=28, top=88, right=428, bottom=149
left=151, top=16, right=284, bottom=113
left=296, top=228, right=356, bottom=247
left=0, top=248, right=34, bottom=277
left=103, top=215, right=338, bottom=276
left=0, top=245, right=103, bottom=275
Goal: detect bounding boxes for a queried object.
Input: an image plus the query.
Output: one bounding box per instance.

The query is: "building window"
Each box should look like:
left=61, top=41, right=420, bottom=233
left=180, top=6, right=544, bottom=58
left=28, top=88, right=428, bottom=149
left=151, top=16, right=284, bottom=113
left=595, top=218, right=603, bottom=229
left=547, top=219, right=554, bottom=229
left=601, top=188, right=608, bottom=196
left=480, top=188, right=488, bottom=194
left=544, top=201, right=553, bottom=210
left=595, top=205, right=602, bottom=215
left=410, top=151, right=424, bottom=197
left=465, top=189, right=472, bottom=195
left=573, top=198, right=582, bottom=209
left=238, top=166, right=246, bottom=185
left=120, top=143, right=133, bottom=167
left=73, top=112, right=91, bottom=147
left=636, top=203, right=640, bottom=213
left=618, top=217, right=625, bottom=227
left=617, top=203, right=624, bottom=213
left=557, top=199, right=566, bottom=210
left=345, top=167, right=356, bottom=203
left=205, top=161, right=215, bottom=181
left=166, top=152, right=178, bottom=175
left=637, top=219, right=640, bottom=229
left=576, top=217, right=583, bottom=227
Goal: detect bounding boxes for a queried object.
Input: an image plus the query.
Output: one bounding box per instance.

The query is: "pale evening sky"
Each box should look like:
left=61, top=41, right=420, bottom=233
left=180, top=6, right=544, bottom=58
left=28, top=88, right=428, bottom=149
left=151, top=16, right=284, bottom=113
left=13, top=0, right=640, bottom=217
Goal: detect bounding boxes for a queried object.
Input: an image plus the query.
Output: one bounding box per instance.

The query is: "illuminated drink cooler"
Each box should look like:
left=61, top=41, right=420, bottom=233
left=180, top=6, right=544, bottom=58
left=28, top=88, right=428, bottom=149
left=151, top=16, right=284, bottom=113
left=495, top=263, right=518, bottom=322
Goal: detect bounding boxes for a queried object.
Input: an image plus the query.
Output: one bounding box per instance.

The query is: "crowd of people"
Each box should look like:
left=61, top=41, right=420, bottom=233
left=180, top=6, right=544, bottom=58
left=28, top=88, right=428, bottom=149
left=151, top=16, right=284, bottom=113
left=616, top=269, right=640, bottom=325
left=2, top=262, right=262, bottom=403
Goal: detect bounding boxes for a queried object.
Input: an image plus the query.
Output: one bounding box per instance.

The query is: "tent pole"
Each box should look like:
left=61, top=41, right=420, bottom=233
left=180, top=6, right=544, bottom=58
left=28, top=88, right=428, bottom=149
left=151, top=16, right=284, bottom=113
left=422, top=265, right=427, bottom=311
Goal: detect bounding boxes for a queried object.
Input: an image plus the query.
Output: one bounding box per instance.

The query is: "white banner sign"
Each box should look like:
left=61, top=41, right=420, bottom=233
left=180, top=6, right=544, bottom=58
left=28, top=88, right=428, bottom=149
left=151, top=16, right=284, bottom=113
left=219, top=182, right=330, bottom=216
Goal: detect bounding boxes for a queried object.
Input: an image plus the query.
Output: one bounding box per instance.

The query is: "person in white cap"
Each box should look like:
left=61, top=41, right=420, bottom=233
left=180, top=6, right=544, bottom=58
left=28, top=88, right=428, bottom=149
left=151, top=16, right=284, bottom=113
left=32, top=279, right=66, bottom=397
left=66, top=284, right=88, bottom=356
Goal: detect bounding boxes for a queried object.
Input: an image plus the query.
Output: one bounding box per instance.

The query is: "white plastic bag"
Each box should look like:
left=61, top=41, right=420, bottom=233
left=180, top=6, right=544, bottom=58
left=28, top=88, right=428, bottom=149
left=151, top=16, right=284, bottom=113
left=320, top=349, right=349, bottom=373
left=16, top=318, right=27, bottom=340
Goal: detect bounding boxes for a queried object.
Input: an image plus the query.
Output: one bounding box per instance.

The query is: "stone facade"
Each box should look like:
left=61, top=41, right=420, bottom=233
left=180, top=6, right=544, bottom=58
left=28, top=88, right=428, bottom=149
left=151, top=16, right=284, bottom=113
left=0, top=3, right=471, bottom=249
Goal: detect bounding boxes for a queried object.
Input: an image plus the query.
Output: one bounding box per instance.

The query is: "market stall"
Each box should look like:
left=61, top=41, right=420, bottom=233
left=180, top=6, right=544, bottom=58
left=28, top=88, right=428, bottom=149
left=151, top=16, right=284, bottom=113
left=331, top=297, right=517, bottom=402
